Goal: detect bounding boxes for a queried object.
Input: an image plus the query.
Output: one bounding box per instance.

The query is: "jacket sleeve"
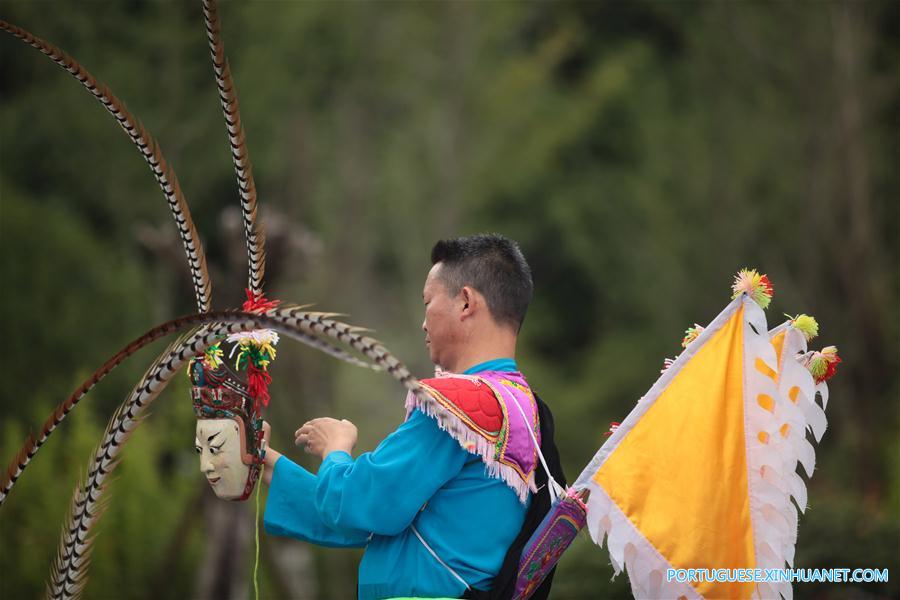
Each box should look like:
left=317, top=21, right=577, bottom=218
left=313, top=408, right=469, bottom=535
left=263, top=455, right=371, bottom=548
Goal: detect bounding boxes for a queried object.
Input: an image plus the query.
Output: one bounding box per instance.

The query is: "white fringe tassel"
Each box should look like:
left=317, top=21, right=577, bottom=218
left=405, top=390, right=535, bottom=503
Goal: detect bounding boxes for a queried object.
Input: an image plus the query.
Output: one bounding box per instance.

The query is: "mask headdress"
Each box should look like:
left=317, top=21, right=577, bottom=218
left=190, top=344, right=266, bottom=498
left=188, top=290, right=284, bottom=503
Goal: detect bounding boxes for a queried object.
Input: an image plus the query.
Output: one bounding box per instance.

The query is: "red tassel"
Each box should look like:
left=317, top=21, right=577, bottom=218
left=242, top=288, right=281, bottom=314
left=247, top=364, right=272, bottom=412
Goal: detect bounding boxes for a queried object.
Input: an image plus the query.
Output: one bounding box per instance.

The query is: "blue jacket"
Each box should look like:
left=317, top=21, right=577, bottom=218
left=264, top=359, right=528, bottom=599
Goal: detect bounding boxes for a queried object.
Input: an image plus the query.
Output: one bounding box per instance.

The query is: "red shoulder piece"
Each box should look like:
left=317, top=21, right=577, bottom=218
left=420, top=376, right=504, bottom=437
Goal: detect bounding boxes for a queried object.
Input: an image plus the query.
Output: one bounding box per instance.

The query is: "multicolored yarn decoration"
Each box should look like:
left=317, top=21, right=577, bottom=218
left=731, top=268, right=774, bottom=309
left=659, top=324, right=707, bottom=375
left=787, top=314, right=819, bottom=341
left=201, top=344, right=224, bottom=369
left=226, top=288, right=281, bottom=411
left=805, top=346, right=841, bottom=384
left=681, top=324, right=705, bottom=348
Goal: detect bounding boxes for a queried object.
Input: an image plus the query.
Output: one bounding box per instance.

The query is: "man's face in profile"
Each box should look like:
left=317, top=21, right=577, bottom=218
left=422, top=263, right=462, bottom=370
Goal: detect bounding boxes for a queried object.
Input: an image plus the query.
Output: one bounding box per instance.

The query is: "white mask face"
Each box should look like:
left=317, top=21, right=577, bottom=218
left=195, top=419, right=250, bottom=500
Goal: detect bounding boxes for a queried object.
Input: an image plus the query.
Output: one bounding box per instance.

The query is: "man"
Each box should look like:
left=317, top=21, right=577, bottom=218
left=262, top=234, right=564, bottom=599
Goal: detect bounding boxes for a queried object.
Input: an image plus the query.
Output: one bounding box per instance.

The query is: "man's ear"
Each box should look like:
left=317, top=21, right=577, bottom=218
left=460, top=286, right=475, bottom=320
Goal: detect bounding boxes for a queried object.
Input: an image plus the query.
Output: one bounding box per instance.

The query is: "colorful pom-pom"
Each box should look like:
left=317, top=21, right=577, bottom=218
left=787, top=314, right=819, bottom=341
left=202, top=344, right=224, bottom=369
left=681, top=324, right=705, bottom=348
left=732, top=268, right=774, bottom=309
left=226, top=329, right=280, bottom=351
left=228, top=289, right=281, bottom=371
left=215, top=289, right=283, bottom=407
left=232, top=337, right=278, bottom=371
left=805, top=346, right=841, bottom=384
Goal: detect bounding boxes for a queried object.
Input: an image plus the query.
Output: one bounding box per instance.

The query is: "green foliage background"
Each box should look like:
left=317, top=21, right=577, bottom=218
left=1, top=1, right=897, bottom=599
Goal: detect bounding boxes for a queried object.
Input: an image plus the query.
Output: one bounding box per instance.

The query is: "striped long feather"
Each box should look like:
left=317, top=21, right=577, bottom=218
left=45, top=332, right=185, bottom=600
left=281, top=330, right=384, bottom=372
left=0, top=311, right=384, bottom=507
left=202, top=0, right=266, bottom=297
left=46, top=308, right=424, bottom=599
left=0, top=19, right=212, bottom=313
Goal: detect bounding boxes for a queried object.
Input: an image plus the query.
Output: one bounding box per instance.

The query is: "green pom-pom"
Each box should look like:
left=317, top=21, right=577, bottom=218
left=788, top=314, right=819, bottom=341
left=808, top=354, right=827, bottom=380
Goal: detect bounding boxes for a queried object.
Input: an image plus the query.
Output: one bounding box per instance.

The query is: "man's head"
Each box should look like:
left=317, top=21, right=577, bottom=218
left=422, top=233, right=533, bottom=371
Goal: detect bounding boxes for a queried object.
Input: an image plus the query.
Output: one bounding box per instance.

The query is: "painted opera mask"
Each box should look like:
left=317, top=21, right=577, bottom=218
left=189, top=346, right=267, bottom=501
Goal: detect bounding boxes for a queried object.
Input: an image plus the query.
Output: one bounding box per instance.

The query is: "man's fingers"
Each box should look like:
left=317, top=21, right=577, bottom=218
left=291, top=418, right=346, bottom=459
left=296, top=423, right=315, bottom=438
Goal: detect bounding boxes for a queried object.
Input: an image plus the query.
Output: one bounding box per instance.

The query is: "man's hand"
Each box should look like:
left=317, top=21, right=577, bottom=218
left=295, top=418, right=358, bottom=460
left=261, top=421, right=281, bottom=486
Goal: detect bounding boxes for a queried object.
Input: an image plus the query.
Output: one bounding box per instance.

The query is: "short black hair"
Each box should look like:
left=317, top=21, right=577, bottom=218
left=430, top=233, right=533, bottom=331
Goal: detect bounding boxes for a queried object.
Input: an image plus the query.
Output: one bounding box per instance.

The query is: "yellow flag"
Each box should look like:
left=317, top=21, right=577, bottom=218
left=575, top=293, right=832, bottom=599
